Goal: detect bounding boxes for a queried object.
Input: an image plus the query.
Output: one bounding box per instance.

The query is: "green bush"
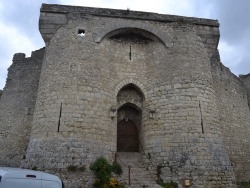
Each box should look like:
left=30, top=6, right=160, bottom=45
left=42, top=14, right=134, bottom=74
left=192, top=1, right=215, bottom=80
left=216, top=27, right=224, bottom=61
left=112, top=162, right=123, bottom=175
left=237, top=181, right=250, bottom=188
left=90, top=157, right=124, bottom=188
left=90, top=157, right=113, bottom=186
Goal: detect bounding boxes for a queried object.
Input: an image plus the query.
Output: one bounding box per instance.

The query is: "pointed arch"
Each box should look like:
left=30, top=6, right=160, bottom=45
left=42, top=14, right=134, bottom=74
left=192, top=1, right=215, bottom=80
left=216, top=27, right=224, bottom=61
left=114, top=78, right=147, bottom=101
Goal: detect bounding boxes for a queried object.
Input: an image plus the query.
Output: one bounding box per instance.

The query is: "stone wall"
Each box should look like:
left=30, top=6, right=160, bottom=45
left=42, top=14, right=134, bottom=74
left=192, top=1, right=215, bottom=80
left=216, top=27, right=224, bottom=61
left=3, top=3, right=250, bottom=188
left=240, top=74, right=250, bottom=110
left=0, top=48, right=44, bottom=166
left=21, top=5, right=236, bottom=187
left=0, top=90, right=2, bottom=99
left=211, top=52, right=250, bottom=182
left=139, top=23, right=235, bottom=187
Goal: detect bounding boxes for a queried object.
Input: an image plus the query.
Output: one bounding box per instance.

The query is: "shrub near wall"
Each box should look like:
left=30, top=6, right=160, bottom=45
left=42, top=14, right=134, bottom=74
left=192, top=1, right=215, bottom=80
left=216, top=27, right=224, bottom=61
left=90, top=157, right=124, bottom=188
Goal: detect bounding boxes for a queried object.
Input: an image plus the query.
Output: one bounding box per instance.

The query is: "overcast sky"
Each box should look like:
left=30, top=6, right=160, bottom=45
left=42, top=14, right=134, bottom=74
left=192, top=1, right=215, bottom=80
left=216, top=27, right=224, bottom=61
left=0, top=0, right=249, bottom=90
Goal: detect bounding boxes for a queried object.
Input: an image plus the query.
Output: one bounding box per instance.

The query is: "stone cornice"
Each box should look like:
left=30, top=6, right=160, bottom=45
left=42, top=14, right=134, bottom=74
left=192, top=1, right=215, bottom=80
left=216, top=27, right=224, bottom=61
left=41, top=3, right=219, bottom=27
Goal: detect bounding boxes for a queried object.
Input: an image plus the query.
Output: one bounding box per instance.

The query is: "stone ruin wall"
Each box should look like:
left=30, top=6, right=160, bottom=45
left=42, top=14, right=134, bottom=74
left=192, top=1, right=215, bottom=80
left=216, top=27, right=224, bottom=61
left=240, top=74, right=250, bottom=109
left=0, top=48, right=44, bottom=167
left=211, top=52, right=250, bottom=181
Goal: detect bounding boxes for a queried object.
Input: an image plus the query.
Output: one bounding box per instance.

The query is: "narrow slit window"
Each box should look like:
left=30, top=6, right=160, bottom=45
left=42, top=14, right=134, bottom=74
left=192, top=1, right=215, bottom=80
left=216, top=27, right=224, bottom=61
left=199, top=101, right=204, bottom=134
left=129, top=46, right=131, bottom=60
left=78, top=29, right=85, bottom=36
left=58, top=103, right=62, bottom=132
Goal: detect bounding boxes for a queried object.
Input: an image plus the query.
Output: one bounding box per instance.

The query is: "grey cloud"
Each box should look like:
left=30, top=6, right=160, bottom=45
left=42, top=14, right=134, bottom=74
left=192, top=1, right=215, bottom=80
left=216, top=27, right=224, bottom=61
left=235, top=53, right=250, bottom=75
left=0, top=0, right=61, bottom=89
left=205, top=0, right=250, bottom=75
left=0, top=0, right=61, bottom=37
left=213, top=0, right=250, bottom=44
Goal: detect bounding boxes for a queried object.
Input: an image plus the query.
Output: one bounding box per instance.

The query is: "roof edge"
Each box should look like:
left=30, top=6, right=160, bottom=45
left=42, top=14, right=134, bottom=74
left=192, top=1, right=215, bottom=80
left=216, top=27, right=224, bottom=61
left=40, top=3, right=220, bottom=27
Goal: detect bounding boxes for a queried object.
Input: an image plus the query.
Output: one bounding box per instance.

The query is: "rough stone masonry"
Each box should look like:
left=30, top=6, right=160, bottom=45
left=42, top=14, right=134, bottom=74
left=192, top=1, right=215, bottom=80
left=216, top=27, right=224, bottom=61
left=0, top=3, right=250, bottom=188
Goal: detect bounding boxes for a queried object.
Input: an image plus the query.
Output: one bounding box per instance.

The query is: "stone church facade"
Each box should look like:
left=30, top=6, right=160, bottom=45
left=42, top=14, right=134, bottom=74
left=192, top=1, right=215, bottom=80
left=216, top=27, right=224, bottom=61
left=1, top=3, right=250, bottom=188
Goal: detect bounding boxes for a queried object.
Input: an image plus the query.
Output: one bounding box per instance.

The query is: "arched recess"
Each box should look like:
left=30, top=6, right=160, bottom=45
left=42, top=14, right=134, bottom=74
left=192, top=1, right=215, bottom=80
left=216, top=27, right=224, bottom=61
left=117, top=84, right=144, bottom=152
left=114, top=78, right=147, bottom=102
left=92, top=21, right=173, bottom=48
left=117, top=84, right=144, bottom=108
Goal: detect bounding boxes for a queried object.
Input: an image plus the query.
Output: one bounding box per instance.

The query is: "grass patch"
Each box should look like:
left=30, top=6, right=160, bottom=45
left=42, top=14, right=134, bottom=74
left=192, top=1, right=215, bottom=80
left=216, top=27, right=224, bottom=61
left=67, top=165, right=86, bottom=172
left=157, top=180, right=178, bottom=188
left=237, top=182, right=250, bottom=188
left=31, top=166, right=37, bottom=171
left=67, top=165, right=78, bottom=172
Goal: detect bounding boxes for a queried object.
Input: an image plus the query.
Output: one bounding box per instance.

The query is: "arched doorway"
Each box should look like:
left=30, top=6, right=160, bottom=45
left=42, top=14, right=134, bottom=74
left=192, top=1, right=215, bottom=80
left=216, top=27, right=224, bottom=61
left=117, top=119, right=139, bottom=152
left=116, top=84, right=143, bottom=152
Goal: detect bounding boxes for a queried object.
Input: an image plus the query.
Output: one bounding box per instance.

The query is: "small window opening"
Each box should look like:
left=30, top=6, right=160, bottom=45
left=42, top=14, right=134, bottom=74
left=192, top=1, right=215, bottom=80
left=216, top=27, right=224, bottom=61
left=28, top=108, right=32, bottom=115
left=78, top=29, right=85, bottom=36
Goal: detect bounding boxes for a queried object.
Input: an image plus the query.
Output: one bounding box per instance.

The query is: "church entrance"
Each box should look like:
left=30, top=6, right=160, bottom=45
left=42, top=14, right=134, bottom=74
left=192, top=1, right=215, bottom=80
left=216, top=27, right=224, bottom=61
left=117, top=119, right=139, bottom=152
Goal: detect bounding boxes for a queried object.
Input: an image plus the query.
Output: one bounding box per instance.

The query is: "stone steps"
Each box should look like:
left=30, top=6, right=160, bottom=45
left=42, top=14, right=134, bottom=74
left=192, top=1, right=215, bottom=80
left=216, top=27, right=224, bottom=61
left=116, top=152, right=161, bottom=188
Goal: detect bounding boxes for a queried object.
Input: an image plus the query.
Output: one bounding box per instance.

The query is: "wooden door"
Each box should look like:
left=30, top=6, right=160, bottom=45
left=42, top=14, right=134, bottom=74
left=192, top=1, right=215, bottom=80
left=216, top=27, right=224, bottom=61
left=117, top=119, right=139, bottom=152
